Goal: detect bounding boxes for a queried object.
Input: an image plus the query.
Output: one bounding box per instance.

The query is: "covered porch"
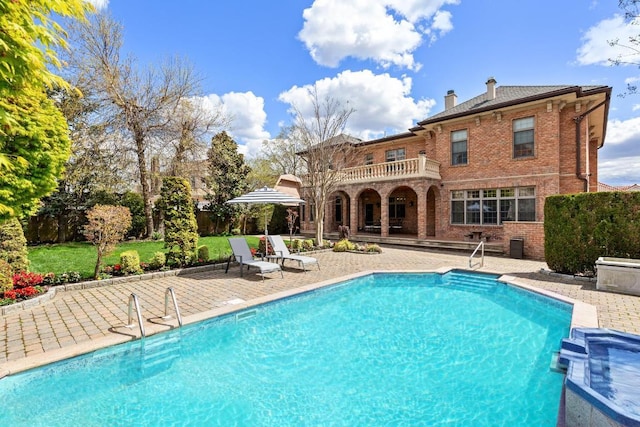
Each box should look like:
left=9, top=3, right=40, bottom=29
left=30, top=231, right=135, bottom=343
left=320, top=231, right=505, bottom=255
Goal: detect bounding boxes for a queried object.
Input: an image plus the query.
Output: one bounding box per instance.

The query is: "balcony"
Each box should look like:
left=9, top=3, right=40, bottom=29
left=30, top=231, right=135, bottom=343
left=338, top=154, right=441, bottom=184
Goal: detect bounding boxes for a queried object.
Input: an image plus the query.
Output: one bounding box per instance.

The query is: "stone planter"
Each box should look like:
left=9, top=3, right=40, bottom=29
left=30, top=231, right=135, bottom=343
left=596, top=257, right=640, bottom=296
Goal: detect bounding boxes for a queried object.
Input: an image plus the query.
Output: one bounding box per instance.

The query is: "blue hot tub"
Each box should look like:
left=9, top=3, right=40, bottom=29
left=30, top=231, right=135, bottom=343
left=559, top=328, right=640, bottom=427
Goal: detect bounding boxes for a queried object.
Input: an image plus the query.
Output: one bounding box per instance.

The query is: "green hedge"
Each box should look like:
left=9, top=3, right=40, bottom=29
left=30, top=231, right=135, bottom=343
left=545, top=192, right=640, bottom=274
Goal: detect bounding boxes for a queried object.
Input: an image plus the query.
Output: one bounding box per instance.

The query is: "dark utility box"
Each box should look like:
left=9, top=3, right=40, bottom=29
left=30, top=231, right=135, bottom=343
left=510, top=238, right=524, bottom=259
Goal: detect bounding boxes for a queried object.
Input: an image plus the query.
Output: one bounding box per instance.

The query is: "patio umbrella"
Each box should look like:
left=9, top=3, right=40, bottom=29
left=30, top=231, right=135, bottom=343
left=225, top=186, right=305, bottom=255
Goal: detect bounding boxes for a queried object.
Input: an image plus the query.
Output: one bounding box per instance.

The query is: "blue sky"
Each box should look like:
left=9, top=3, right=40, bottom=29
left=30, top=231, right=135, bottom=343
left=87, top=0, right=640, bottom=186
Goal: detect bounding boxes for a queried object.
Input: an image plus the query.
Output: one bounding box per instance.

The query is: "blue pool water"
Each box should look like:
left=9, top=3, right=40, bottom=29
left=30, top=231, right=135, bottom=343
left=0, top=271, right=571, bottom=426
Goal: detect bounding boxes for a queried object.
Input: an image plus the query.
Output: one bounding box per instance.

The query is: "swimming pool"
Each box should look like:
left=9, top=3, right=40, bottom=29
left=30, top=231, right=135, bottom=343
left=0, top=271, right=572, bottom=426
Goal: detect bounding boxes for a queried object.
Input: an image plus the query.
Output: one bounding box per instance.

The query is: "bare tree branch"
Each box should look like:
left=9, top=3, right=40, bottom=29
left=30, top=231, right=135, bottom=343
left=291, top=85, right=356, bottom=245
left=67, top=13, right=201, bottom=237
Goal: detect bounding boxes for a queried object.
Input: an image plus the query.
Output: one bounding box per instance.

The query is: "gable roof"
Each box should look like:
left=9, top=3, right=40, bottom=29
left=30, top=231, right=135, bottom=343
left=417, top=85, right=611, bottom=125
left=324, top=133, right=363, bottom=146
left=598, top=182, right=640, bottom=192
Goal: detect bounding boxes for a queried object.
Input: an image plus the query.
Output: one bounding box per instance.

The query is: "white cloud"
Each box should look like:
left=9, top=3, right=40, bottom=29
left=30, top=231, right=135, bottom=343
left=605, top=116, right=640, bottom=146
left=576, top=14, right=640, bottom=66
left=203, top=92, right=270, bottom=157
left=86, top=0, right=109, bottom=11
left=599, top=156, right=640, bottom=185
left=298, top=0, right=458, bottom=70
left=599, top=117, right=640, bottom=185
left=278, top=69, right=435, bottom=140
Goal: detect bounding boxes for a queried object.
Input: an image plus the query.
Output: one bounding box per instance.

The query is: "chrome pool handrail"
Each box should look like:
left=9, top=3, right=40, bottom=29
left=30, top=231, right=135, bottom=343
left=163, top=287, right=183, bottom=327
left=127, top=293, right=146, bottom=338
left=468, top=240, right=484, bottom=269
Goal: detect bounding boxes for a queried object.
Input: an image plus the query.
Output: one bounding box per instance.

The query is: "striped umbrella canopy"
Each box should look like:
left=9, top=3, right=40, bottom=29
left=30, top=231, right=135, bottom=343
left=226, top=186, right=305, bottom=254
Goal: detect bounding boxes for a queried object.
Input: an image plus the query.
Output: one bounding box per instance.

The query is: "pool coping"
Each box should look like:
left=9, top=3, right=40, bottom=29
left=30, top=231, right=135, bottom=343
left=0, top=267, right=598, bottom=378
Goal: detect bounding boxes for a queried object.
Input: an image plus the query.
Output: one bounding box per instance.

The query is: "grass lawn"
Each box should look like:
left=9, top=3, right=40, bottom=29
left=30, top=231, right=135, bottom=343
left=28, top=235, right=261, bottom=279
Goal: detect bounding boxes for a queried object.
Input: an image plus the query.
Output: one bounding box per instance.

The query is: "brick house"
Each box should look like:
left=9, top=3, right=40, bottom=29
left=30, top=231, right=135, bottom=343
left=299, top=78, right=612, bottom=260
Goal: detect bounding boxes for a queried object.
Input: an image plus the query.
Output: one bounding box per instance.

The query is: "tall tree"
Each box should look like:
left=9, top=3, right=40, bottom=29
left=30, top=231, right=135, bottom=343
left=291, top=86, right=355, bottom=245
left=38, top=82, right=127, bottom=242
left=242, top=156, right=280, bottom=235
left=167, top=97, right=228, bottom=178
left=259, top=126, right=305, bottom=177
left=205, top=132, right=251, bottom=234
left=610, top=0, right=640, bottom=94
left=0, top=0, right=92, bottom=220
left=68, top=14, right=200, bottom=237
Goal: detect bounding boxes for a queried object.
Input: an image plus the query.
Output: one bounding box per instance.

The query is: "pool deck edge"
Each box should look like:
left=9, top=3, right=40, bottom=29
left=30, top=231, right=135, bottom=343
left=499, top=274, right=599, bottom=330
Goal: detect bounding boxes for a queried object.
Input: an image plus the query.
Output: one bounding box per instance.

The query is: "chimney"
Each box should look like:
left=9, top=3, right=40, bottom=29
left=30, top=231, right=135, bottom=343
left=486, top=77, right=496, bottom=100
left=445, top=89, right=457, bottom=110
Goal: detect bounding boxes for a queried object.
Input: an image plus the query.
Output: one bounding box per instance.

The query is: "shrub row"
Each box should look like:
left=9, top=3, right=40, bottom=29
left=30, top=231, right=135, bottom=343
left=544, top=192, right=640, bottom=275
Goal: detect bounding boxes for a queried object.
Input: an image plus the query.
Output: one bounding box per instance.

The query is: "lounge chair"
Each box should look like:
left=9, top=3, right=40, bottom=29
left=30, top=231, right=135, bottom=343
left=267, top=235, right=320, bottom=272
left=225, top=237, right=283, bottom=281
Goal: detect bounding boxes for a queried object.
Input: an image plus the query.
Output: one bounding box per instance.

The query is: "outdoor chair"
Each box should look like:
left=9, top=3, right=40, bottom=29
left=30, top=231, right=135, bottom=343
left=267, top=235, right=320, bottom=272
left=225, top=237, right=283, bottom=281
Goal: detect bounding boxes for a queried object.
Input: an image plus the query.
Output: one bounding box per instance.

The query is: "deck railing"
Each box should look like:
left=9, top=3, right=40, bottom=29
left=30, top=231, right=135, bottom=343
left=337, top=154, right=441, bottom=183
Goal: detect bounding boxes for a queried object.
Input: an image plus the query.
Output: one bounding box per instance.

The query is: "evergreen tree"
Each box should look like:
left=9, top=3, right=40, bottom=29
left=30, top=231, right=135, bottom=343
left=205, top=132, right=251, bottom=234
left=0, top=218, right=29, bottom=272
left=159, top=177, right=198, bottom=267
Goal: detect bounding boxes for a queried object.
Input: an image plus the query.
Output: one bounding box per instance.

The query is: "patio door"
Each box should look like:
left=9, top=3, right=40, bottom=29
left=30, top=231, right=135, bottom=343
left=365, top=203, right=374, bottom=225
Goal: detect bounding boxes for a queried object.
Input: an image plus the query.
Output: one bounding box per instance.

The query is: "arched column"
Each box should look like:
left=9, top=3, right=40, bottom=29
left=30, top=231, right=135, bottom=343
left=349, top=192, right=358, bottom=235
left=380, top=192, right=389, bottom=237
left=417, top=189, right=427, bottom=239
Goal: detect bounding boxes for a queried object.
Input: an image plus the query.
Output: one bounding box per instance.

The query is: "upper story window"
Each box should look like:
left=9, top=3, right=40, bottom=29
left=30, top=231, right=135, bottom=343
left=364, top=153, right=374, bottom=165
left=451, top=129, right=468, bottom=165
left=385, top=148, right=406, bottom=162
left=513, top=117, right=535, bottom=158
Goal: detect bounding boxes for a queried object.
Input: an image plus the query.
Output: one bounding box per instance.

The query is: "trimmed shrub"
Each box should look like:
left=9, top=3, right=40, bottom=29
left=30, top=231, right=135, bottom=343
left=365, top=243, right=382, bottom=253
left=333, top=239, right=356, bottom=252
left=197, top=245, right=210, bottom=262
left=545, top=192, right=640, bottom=275
left=302, top=239, right=314, bottom=251
left=0, top=218, right=29, bottom=273
left=148, top=252, right=166, bottom=270
left=120, top=250, right=142, bottom=275
left=0, top=260, right=13, bottom=293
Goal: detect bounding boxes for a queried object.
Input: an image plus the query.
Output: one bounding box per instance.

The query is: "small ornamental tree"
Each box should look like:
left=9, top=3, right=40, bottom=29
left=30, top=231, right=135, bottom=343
left=0, top=218, right=30, bottom=273
left=158, top=177, right=198, bottom=267
left=285, top=208, right=299, bottom=243
left=83, top=205, right=132, bottom=279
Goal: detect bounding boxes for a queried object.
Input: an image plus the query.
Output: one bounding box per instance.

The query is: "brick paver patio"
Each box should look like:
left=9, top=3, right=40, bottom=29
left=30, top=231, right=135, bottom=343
left=1, top=246, right=640, bottom=376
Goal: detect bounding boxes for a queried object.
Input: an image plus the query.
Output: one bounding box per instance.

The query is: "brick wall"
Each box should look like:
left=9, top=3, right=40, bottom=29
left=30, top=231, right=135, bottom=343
left=502, top=222, right=545, bottom=260
left=299, top=93, right=601, bottom=261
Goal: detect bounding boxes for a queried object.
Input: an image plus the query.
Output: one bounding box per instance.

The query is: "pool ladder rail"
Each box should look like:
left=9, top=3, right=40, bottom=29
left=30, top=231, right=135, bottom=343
left=468, top=240, right=485, bottom=269
left=162, top=287, right=183, bottom=327
left=126, top=287, right=183, bottom=339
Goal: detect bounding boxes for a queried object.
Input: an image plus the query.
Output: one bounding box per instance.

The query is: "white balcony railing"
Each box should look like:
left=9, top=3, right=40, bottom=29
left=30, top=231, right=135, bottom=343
left=337, top=154, right=441, bottom=183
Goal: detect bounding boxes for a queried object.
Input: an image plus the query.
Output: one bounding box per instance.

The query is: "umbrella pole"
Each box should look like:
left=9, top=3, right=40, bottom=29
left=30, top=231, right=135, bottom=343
left=264, top=211, right=269, bottom=256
